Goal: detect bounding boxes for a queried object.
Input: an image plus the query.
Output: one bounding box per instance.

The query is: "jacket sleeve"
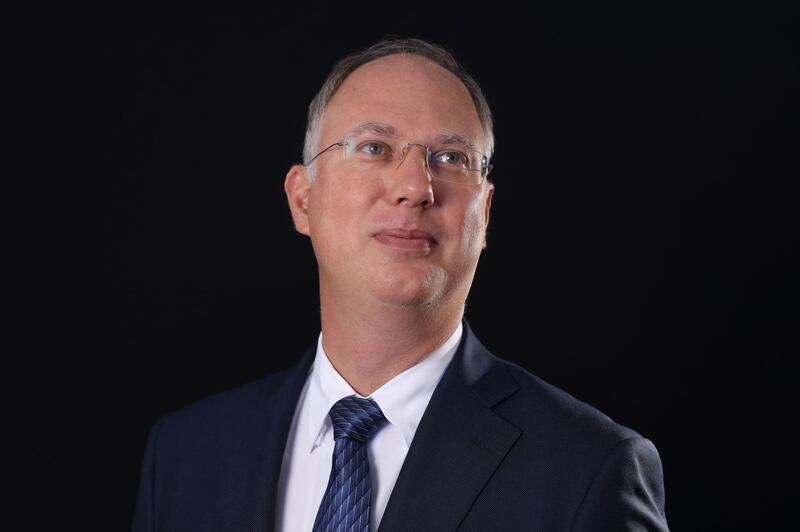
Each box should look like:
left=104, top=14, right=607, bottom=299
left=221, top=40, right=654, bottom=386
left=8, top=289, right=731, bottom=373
left=570, top=437, right=669, bottom=532
left=131, top=418, right=162, bottom=532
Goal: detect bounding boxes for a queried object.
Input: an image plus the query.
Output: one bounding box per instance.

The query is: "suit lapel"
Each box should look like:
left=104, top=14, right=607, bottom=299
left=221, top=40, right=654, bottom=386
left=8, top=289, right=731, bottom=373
left=378, top=322, right=521, bottom=531
left=249, top=345, right=315, bottom=530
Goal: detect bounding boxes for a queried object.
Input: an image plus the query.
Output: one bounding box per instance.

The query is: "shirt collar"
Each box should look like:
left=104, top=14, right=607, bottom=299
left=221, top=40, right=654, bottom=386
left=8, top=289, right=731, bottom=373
left=306, top=322, right=462, bottom=451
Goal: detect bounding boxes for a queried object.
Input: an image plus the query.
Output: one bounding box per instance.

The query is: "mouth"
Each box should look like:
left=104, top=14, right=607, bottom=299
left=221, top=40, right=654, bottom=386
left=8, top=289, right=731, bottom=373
left=372, top=228, right=437, bottom=252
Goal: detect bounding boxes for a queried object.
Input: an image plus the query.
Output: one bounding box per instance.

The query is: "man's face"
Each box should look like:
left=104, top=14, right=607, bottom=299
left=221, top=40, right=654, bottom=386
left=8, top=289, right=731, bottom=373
left=286, top=54, right=493, bottom=312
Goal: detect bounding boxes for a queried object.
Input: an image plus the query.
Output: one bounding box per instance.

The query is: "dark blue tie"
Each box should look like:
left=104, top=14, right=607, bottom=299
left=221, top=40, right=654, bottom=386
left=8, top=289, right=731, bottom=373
left=312, top=396, right=387, bottom=532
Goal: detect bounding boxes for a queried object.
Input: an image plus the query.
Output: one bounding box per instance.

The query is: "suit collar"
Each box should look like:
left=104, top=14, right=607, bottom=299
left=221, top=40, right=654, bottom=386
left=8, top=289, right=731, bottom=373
left=307, top=322, right=462, bottom=451
left=378, top=320, right=521, bottom=531
left=257, top=321, right=521, bottom=531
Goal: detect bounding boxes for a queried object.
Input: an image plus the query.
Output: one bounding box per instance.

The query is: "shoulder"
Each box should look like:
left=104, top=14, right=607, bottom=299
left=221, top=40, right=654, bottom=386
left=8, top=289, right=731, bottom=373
left=151, top=366, right=299, bottom=451
left=132, top=361, right=313, bottom=530
left=479, top=351, right=661, bottom=488
left=478, top=355, right=667, bottom=527
left=450, top=327, right=668, bottom=527
left=498, top=358, right=640, bottom=444
left=459, top=323, right=646, bottom=454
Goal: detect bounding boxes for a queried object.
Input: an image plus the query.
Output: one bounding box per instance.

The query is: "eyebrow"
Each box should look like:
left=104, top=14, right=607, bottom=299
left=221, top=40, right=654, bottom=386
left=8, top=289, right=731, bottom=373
left=344, top=121, right=400, bottom=138
left=345, top=122, right=481, bottom=153
left=434, top=132, right=480, bottom=153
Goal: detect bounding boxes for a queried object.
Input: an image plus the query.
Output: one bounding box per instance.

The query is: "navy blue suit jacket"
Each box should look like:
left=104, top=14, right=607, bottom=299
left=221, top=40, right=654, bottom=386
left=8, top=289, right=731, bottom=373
left=133, top=322, right=668, bottom=531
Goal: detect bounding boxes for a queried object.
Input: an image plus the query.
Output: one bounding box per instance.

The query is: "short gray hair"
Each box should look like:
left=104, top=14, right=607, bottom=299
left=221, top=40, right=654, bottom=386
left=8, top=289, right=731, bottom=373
left=302, top=38, right=495, bottom=169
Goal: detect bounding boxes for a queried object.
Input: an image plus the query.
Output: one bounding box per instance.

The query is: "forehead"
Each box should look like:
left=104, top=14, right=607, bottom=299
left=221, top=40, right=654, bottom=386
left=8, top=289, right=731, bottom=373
left=321, top=54, right=484, bottom=149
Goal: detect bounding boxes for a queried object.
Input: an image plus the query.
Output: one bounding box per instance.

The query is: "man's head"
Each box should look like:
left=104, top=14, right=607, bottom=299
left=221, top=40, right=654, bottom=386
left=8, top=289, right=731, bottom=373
left=285, top=38, right=494, bottom=316
left=302, top=39, right=494, bottom=176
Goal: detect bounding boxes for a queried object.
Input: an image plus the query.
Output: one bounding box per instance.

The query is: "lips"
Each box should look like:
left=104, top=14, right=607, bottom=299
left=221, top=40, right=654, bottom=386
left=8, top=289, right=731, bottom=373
left=374, top=228, right=436, bottom=242
left=372, top=228, right=437, bottom=251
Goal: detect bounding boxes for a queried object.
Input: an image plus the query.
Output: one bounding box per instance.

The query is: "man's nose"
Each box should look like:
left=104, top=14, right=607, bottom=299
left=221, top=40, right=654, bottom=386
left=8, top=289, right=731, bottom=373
left=386, top=143, right=435, bottom=208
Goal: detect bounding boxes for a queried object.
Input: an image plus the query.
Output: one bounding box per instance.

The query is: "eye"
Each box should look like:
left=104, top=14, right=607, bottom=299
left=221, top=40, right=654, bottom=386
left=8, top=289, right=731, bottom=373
left=435, top=151, right=469, bottom=167
left=357, top=141, right=389, bottom=157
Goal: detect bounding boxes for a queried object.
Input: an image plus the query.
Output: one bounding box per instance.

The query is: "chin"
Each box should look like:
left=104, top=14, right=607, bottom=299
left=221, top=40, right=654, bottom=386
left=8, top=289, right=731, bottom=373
left=370, top=266, right=447, bottom=309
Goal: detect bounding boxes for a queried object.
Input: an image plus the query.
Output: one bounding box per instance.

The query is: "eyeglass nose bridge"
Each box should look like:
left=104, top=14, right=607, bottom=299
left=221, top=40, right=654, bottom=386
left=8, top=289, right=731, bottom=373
left=396, top=142, right=432, bottom=177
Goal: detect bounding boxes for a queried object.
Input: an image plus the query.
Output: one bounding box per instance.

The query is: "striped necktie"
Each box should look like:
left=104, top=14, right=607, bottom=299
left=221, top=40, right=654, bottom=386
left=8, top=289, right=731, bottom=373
left=312, top=396, right=387, bottom=532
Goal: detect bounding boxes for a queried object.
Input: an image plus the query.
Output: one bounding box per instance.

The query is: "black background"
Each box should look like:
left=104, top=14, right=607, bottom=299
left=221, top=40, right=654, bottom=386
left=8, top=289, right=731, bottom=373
left=6, top=2, right=798, bottom=530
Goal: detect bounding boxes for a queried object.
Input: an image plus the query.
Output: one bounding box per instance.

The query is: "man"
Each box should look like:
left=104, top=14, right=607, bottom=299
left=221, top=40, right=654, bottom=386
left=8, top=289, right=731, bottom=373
left=133, top=38, right=668, bottom=531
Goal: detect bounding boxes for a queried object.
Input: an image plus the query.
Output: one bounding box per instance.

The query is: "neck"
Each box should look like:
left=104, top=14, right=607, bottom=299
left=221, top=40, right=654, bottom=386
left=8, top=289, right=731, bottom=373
left=319, top=291, right=464, bottom=397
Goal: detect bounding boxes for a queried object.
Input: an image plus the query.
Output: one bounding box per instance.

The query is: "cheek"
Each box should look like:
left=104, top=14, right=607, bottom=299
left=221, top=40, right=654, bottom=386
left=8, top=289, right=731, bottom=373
left=463, top=195, right=489, bottom=241
left=446, top=199, right=488, bottom=265
left=460, top=213, right=486, bottom=257
left=308, top=175, right=382, bottom=237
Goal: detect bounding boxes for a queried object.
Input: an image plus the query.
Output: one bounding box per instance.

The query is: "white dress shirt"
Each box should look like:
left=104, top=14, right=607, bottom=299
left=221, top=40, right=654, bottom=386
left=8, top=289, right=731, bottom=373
left=274, top=322, right=462, bottom=532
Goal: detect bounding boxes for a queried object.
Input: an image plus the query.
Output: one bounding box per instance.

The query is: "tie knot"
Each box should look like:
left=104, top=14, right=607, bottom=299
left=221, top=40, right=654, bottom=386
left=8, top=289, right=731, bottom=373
left=329, top=396, right=387, bottom=442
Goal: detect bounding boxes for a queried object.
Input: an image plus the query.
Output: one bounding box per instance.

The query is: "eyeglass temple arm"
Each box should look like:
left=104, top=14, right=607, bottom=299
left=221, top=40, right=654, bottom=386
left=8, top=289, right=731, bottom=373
left=305, top=141, right=346, bottom=165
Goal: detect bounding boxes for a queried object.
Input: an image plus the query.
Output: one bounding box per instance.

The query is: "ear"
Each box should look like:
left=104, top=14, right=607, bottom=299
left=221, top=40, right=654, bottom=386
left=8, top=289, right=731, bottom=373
left=482, top=182, right=494, bottom=249
left=284, top=164, right=312, bottom=236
